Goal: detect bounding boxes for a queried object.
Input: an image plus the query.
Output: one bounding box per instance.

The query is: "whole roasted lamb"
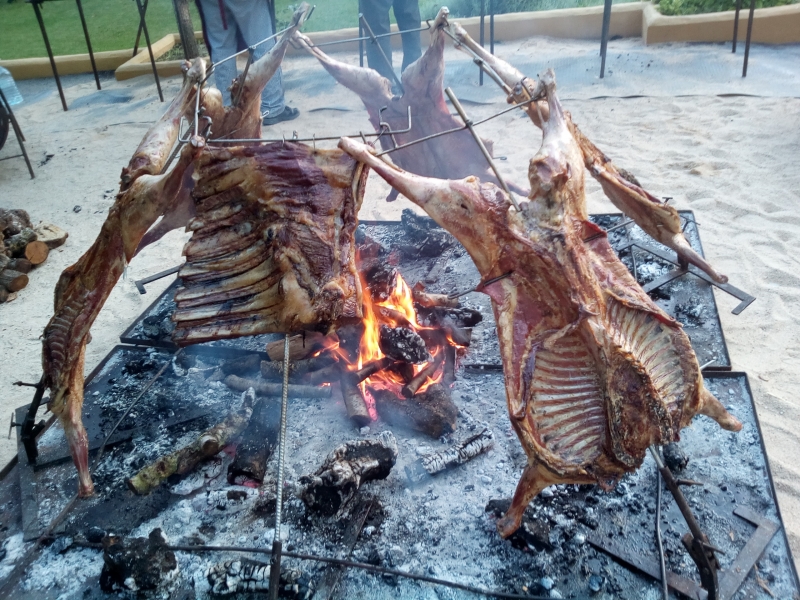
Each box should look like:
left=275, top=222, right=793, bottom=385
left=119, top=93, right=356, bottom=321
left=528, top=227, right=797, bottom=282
left=339, top=69, right=742, bottom=538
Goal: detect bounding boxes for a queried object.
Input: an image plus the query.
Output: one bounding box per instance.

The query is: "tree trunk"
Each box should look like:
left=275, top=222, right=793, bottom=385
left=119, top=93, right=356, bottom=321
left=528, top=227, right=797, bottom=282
left=172, top=0, right=199, bottom=60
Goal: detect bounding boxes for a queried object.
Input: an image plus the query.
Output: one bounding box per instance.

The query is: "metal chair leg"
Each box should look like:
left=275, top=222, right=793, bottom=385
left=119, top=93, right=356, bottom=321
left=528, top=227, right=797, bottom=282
left=30, top=0, right=68, bottom=112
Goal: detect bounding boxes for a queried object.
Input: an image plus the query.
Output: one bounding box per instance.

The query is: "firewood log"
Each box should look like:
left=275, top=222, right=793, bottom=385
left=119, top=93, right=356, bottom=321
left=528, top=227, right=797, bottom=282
left=374, top=384, right=458, bottom=438
left=0, top=208, right=32, bottom=237
left=265, top=331, right=330, bottom=361
left=33, top=223, right=68, bottom=249
left=0, top=269, right=29, bottom=292
left=4, top=227, right=37, bottom=258
left=6, top=258, right=32, bottom=274
left=24, top=241, right=49, bottom=265
left=223, top=374, right=332, bottom=398
left=401, top=353, right=444, bottom=398
left=259, top=354, right=336, bottom=381
left=0, top=254, right=8, bottom=270
left=405, top=428, right=494, bottom=483
left=0, top=288, right=9, bottom=303
left=227, top=396, right=279, bottom=483
left=340, top=373, right=371, bottom=427
left=127, top=389, right=256, bottom=495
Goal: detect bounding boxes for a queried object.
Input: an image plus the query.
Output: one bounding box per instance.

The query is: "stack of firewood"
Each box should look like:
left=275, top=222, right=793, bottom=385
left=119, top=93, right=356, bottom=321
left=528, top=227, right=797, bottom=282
left=0, top=208, right=68, bottom=303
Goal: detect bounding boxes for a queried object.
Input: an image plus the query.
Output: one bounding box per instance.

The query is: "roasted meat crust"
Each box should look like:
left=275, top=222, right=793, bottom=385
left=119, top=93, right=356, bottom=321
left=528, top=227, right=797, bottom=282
left=338, top=68, right=741, bottom=539
left=172, top=143, right=367, bottom=343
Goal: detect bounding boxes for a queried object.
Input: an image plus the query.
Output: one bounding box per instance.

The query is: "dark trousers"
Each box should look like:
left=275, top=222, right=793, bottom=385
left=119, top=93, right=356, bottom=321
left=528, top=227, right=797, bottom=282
left=360, top=0, right=422, bottom=81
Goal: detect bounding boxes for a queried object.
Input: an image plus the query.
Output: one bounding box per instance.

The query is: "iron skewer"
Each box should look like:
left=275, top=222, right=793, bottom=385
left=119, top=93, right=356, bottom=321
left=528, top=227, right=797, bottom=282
left=359, top=13, right=404, bottom=94
left=448, top=271, right=513, bottom=299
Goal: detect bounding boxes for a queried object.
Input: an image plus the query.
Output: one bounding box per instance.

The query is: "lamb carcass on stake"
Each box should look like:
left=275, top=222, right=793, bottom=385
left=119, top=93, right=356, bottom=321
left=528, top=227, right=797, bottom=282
left=41, top=6, right=311, bottom=497
left=339, top=69, right=742, bottom=538
left=448, top=22, right=728, bottom=285
left=293, top=7, right=526, bottom=200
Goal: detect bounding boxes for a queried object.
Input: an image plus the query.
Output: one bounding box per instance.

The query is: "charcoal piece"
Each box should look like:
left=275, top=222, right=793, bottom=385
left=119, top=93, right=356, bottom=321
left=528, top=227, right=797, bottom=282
left=227, top=397, right=280, bottom=483
left=218, top=354, right=262, bottom=377
left=86, top=526, right=106, bottom=543
left=663, top=442, right=689, bottom=472
left=485, top=499, right=553, bottom=551
left=206, top=560, right=311, bottom=597
left=400, top=208, right=454, bottom=256
left=335, top=322, right=365, bottom=361
left=406, top=429, right=494, bottom=483
left=418, top=306, right=483, bottom=328
left=362, top=261, right=398, bottom=302
left=100, top=529, right=177, bottom=592
left=374, top=384, right=457, bottom=438
left=379, top=325, right=430, bottom=364
left=299, top=432, right=398, bottom=516
left=260, top=354, right=337, bottom=382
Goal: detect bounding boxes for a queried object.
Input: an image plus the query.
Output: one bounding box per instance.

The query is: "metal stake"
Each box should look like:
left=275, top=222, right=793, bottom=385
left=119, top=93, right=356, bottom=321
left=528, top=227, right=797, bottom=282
left=233, top=48, right=255, bottom=108
left=30, top=0, right=68, bottom=112
left=732, top=0, right=742, bottom=52
left=489, top=0, right=495, bottom=54
left=359, top=13, right=404, bottom=94
left=444, top=87, right=520, bottom=211
left=479, top=0, right=485, bottom=86
left=358, top=0, right=365, bottom=67
left=742, top=0, right=757, bottom=77
left=134, top=0, right=164, bottom=102
left=599, top=0, right=613, bottom=78
left=132, top=0, right=149, bottom=57
left=654, top=462, right=669, bottom=600
left=0, top=88, right=35, bottom=179
left=75, top=0, right=101, bottom=90
left=269, top=334, right=292, bottom=599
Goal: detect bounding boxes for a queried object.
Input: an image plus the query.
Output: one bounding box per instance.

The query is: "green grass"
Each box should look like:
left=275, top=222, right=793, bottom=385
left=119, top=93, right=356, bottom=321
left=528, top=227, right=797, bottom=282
left=0, top=0, right=359, bottom=61
left=654, top=0, right=798, bottom=15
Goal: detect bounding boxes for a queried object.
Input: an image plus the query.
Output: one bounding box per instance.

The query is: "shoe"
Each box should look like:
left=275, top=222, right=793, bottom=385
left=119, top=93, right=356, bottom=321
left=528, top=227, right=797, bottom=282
left=262, top=106, right=300, bottom=126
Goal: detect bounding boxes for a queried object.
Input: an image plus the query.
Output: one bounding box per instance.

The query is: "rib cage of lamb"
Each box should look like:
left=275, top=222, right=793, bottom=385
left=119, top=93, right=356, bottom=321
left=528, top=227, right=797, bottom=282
left=39, top=4, right=740, bottom=539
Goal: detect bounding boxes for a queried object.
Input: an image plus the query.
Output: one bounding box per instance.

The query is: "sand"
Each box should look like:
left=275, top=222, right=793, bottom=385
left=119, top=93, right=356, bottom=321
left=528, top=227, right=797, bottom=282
left=0, top=37, right=798, bottom=571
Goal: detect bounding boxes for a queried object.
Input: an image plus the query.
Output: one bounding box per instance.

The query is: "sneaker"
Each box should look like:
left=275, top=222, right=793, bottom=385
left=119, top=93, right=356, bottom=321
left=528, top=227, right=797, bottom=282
left=262, top=106, right=300, bottom=126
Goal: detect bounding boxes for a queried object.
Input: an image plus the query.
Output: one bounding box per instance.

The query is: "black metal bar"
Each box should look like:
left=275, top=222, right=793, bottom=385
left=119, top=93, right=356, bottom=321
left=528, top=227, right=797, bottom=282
left=233, top=48, right=255, bottom=108
left=359, top=13, right=403, bottom=94
left=132, top=0, right=149, bottom=57
left=479, top=0, right=485, bottom=86
left=599, top=0, right=613, bottom=78
left=134, top=264, right=181, bottom=294
left=732, top=0, right=742, bottom=52
left=742, top=0, right=756, bottom=77
left=307, top=24, right=432, bottom=49
left=358, top=0, right=364, bottom=67
left=30, top=1, right=68, bottom=111
left=134, top=0, right=164, bottom=102
left=489, top=0, right=495, bottom=54
left=0, top=88, right=35, bottom=179
left=75, top=0, right=101, bottom=90
left=654, top=463, right=669, bottom=600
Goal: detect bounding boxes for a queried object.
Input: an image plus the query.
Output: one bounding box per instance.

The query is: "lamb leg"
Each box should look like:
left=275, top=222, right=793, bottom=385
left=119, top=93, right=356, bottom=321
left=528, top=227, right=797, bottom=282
left=42, top=64, right=205, bottom=497
left=448, top=23, right=727, bottom=283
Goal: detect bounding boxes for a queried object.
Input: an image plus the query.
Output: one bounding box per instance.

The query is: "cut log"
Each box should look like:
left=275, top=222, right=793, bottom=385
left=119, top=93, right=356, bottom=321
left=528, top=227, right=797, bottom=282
left=379, top=325, right=430, bottom=364
left=207, top=353, right=261, bottom=381
left=374, top=383, right=458, bottom=438
left=304, top=364, right=342, bottom=385
left=223, top=374, right=332, bottom=398
left=127, top=388, right=255, bottom=495
left=299, top=431, right=398, bottom=516
left=406, top=428, right=494, bottom=483
left=0, top=255, right=8, bottom=270
left=24, top=241, right=49, bottom=265
left=4, top=227, right=37, bottom=258
left=33, top=223, right=69, bottom=249
left=260, top=354, right=336, bottom=381
left=6, top=258, right=32, bottom=274
left=340, top=373, right=371, bottom=427
left=346, top=356, right=394, bottom=385
left=0, top=208, right=32, bottom=237
left=0, top=288, right=9, bottom=303
left=0, top=269, right=29, bottom=292
left=401, top=353, right=443, bottom=398
left=265, top=331, right=330, bottom=362
left=227, top=396, right=279, bottom=483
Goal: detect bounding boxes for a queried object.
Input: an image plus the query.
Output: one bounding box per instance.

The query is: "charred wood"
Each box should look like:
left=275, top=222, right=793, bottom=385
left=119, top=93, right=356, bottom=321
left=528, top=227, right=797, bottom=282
left=418, top=306, right=483, bottom=328
left=227, top=397, right=280, bottom=483
left=375, top=305, right=412, bottom=329
left=340, top=374, right=371, bottom=427
left=361, top=261, right=397, bottom=302
left=375, top=384, right=458, bottom=438
left=265, top=331, right=331, bottom=362
left=401, top=353, right=443, bottom=398
left=223, top=375, right=332, bottom=399
left=0, top=208, right=32, bottom=237
left=387, top=361, right=415, bottom=384
left=406, top=428, right=494, bottom=483
left=260, top=354, right=337, bottom=381
left=208, top=354, right=261, bottom=381
left=299, top=431, right=397, bottom=516
left=401, top=208, right=454, bottom=256
left=346, top=356, right=395, bottom=385
left=379, top=325, right=430, bottom=364
left=484, top=499, right=553, bottom=552
left=100, top=529, right=178, bottom=592
left=443, top=344, right=457, bottom=387
left=304, top=364, right=342, bottom=386
left=334, top=322, right=364, bottom=361
left=4, top=227, right=37, bottom=258
left=33, top=223, right=69, bottom=249
left=411, top=285, right=459, bottom=309
left=127, top=389, right=255, bottom=495
left=6, top=258, right=33, bottom=274
left=206, top=560, right=311, bottom=597
left=0, top=268, right=28, bottom=293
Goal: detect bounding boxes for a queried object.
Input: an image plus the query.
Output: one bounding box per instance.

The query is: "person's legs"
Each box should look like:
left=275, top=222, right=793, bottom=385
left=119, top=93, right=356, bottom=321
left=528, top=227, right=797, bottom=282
left=197, top=0, right=239, bottom=105
left=226, top=0, right=284, bottom=116
left=361, top=0, right=395, bottom=81
left=392, top=0, right=421, bottom=71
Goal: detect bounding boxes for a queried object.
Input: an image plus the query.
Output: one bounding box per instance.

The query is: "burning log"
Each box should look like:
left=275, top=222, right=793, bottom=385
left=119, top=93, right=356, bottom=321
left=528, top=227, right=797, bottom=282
left=379, top=325, right=430, bottom=364
left=304, top=364, right=342, bottom=386
left=400, top=208, right=455, bottom=257
left=227, top=397, right=279, bottom=484
left=374, top=384, right=458, bottom=438
left=100, top=529, right=178, bottom=593
left=206, top=560, right=310, bottom=597
left=299, top=431, right=398, bottom=516
left=127, top=389, right=255, bottom=495
left=401, top=353, right=443, bottom=398
left=260, top=354, right=337, bottom=381
left=223, top=375, right=332, bottom=399
left=361, top=261, right=397, bottom=302
left=334, top=322, right=364, bottom=360
left=265, top=331, right=332, bottom=362
left=411, top=283, right=459, bottom=309
left=375, top=305, right=412, bottom=329
left=340, top=373, right=371, bottom=427
left=406, top=428, right=494, bottom=483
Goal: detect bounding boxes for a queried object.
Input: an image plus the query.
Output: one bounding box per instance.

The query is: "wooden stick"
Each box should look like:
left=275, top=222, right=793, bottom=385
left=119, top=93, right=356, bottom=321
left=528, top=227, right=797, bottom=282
left=24, top=241, right=49, bottom=265
left=224, top=374, right=331, bottom=398
left=127, top=388, right=256, bottom=495
left=0, top=269, right=29, bottom=292
left=340, top=374, right=371, bottom=427
left=402, top=353, right=444, bottom=398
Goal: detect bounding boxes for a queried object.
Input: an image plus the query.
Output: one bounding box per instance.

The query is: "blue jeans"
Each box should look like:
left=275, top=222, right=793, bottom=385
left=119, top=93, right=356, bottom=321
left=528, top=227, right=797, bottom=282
left=198, top=0, right=285, bottom=116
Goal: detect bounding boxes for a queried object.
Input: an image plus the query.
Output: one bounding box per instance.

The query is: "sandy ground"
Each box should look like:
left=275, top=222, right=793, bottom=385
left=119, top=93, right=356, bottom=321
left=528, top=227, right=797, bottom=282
left=1, top=37, right=798, bottom=571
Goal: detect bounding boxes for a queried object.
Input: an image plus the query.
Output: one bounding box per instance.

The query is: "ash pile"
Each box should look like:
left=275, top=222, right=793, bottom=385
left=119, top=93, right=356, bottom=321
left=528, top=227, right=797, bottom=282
left=0, top=214, right=797, bottom=600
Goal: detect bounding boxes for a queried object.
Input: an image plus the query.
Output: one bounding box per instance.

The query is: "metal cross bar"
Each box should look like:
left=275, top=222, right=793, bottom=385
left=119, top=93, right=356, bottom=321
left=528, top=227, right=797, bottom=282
left=599, top=0, right=613, bottom=78
left=232, top=47, right=255, bottom=108
left=444, top=87, right=520, bottom=210
left=359, top=13, right=404, bottom=94
left=208, top=26, right=293, bottom=71
left=306, top=23, right=432, bottom=49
